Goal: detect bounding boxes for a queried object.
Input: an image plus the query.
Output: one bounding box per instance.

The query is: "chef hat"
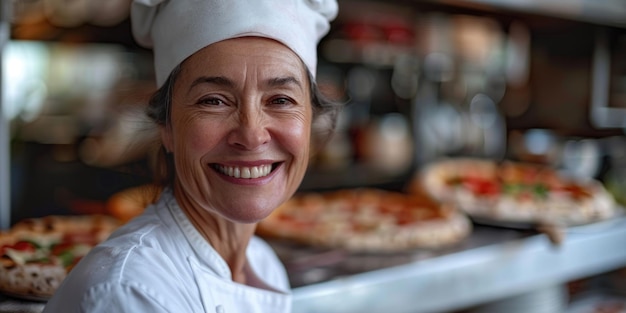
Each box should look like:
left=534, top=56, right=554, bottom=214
left=131, top=0, right=339, bottom=87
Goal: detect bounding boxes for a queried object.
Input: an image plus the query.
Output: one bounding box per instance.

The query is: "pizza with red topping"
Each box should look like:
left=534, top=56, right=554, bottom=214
left=414, top=158, right=618, bottom=226
left=257, top=188, right=472, bottom=252
left=0, top=215, right=120, bottom=300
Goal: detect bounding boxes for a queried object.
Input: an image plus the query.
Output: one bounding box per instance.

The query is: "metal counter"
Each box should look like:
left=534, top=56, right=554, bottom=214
left=282, top=215, right=626, bottom=313
left=0, top=216, right=624, bottom=312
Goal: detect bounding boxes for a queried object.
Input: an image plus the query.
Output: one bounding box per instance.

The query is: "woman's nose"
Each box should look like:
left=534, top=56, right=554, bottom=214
left=227, top=108, right=270, bottom=150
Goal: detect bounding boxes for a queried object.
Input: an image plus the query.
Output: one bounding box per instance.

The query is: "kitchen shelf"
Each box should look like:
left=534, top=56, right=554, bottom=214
left=283, top=214, right=626, bottom=313
left=420, top=0, right=626, bottom=28
left=299, top=165, right=414, bottom=192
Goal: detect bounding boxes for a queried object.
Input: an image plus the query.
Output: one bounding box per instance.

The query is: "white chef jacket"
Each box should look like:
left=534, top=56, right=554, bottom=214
left=42, top=188, right=292, bottom=313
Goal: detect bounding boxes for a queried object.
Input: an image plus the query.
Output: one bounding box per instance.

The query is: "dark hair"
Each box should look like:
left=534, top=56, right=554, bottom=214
left=146, top=64, right=342, bottom=187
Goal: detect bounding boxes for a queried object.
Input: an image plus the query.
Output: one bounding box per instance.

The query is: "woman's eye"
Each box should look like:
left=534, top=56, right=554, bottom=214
left=197, top=97, right=225, bottom=106
left=270, top=97, right=295, bottom=106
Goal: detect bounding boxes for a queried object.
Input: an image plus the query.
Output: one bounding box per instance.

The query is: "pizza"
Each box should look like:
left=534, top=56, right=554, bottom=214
left=593, top=302, right=626, bottom=313
left=414, top=158, right=618, bottom=226
left=256, top=188, right=472, bottom=252
left=0, top=214, right=120, bottom=300
left=106, top=184, right=162, bottom=222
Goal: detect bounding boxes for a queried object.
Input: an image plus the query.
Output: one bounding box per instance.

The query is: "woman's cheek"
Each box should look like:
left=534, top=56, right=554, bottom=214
left=185, top=122, right=221, bottom=154
left=283, top=118, right=311, bottom=151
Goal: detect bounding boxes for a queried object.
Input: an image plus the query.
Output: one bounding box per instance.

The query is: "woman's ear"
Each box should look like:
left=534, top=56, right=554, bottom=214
left=310, top=111, right=338, bottom=155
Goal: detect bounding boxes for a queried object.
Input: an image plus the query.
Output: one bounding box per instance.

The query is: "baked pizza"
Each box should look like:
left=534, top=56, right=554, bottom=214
left=414, top=158, right=618, bottom=226
left=0, top=214, right=120, bottom=300
left=106, top=184, right=162, bottom=222
left=257, top=188, right=472, bottom=252
left=592, top=303, right=626, bottom=313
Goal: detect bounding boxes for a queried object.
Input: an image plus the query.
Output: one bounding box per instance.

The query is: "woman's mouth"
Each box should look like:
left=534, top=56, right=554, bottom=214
left=212, top=163, right=278, bottom=179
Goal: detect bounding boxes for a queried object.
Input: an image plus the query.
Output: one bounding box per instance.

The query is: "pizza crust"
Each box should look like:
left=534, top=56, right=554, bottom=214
left=311, top=210, right=471, bottom=252
left=106, top=184, right=162, bottom=222
left=0, top=262, right=66, bottom=299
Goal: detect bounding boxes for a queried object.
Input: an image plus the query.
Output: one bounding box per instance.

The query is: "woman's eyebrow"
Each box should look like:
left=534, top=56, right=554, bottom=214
left=188, top=76, right=234, bottom=92
left=265, top=76, right=303, bottom=91
left=188, top=75, right=304, bottom=92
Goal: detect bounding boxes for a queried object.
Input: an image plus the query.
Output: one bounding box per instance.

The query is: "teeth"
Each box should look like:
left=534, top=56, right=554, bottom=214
left=215, top=164, right=273, bottom=179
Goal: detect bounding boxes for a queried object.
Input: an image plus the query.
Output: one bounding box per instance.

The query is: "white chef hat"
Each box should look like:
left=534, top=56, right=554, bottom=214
left=131, top=0, right=339, bottom=87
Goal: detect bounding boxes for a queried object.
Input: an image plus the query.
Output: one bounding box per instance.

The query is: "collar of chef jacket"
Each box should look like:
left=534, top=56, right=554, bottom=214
left=162, top=188, right=292, bottom=313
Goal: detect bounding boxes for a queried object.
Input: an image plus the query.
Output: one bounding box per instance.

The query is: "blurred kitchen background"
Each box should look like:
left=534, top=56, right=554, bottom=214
left=2, top=0, right=626, bottom=311
left=4, top=0, right=626, bottom=223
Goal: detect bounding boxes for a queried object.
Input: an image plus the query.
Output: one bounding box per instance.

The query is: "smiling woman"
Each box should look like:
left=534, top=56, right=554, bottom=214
left=41, top=1, right=340, bottom=313
left=163, top=37, right=317, bottom=225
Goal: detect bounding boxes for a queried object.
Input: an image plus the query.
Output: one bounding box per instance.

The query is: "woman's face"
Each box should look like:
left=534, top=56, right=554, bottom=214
left=163, top=37, right=312, bottom=223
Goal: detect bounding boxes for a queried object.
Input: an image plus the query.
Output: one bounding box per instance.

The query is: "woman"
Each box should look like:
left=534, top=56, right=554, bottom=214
left=42, top=0, right=339, bottom=312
